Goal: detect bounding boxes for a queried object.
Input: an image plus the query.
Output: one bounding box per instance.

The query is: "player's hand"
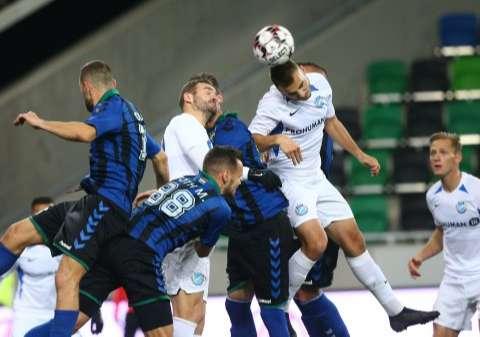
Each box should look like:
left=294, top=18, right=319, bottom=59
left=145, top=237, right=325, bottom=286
left=133, top=189, right=156, bottom=207
left=248, top=168, right=282, bottom=191
left=90, top=309, right=104, bottom=334
left=358, top=152, right=380, bottom=176
left=278, top=135, right=302, bottom=166
left=13, top=111, right=44, bottom=129
left=408, top=257, right=422, bottom=279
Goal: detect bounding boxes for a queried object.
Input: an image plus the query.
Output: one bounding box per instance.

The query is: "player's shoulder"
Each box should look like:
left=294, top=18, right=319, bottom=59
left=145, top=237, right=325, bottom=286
left=257, top=86, right=291, bottom=115
left=307, top=72, right=332, bottom=94
left=167, top=113, right=203, bottom=131
left=426, top=180, right=443, bottom=201
left=462, top=172, right=480, bottom=190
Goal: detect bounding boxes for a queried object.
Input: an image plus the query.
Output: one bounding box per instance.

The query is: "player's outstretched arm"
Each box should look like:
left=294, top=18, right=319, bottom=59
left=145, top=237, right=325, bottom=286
left=324, top=116, right=380, bottom=176
left=151, top=151, right=169, bottom=187
left=14, top=111, right=96, bottom=142
left=252, top=133, right=302, bottom=165
left=408, top=227, right=443, bottom=279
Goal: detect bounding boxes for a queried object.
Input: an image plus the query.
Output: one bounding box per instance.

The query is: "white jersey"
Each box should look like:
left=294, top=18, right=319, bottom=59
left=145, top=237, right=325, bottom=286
left=249, top=72, right=335, bottom=180
left=13, top=245, right=60, bottom=311
left=162, top=113, right=212, bottom=179
left=426, top=172, right=480, bottom=278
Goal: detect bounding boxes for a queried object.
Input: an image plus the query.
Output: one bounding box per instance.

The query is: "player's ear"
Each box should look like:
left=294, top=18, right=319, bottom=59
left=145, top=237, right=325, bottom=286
left=183, top=92, right=194, bottom=105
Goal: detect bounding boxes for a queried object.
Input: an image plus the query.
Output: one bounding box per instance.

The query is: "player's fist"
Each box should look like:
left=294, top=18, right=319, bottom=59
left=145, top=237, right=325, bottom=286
left=408, top=257, right=422, bottom=279
left=358, top=152, right=381, bottom=176
left=248, top=168, right=282, bottom=191
left=278, top=135, right=302, bottom=166
left=13, top=111, right=43, bottom=129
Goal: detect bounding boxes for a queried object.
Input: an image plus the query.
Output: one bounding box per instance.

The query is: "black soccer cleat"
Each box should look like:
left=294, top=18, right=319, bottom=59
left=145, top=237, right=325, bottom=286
left=285, top=312, right=297, bottom=337
left=389, top=307, right=440, bottom=332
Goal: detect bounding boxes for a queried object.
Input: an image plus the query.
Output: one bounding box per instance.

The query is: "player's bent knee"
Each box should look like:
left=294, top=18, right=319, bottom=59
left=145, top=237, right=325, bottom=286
left=296, top=220, right=327, bottom=260
left=55, top=257, right=86, bottom=289
left=1, top=218, right=42, bottom=254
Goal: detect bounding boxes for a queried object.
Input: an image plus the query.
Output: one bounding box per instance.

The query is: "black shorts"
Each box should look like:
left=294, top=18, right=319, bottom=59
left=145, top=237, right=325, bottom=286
left=30, top=194, right=128, bottom=270
left=296, top=239, right=340, bottom=289
left=226, top=211, right=294, bottom=306
left=79, top=235, right=172, bottom=331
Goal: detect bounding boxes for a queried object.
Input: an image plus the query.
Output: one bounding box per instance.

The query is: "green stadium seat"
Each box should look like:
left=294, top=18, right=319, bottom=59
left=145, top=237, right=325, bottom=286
left=450, top=56, right=480, bottom=91
left=362, top=104, right=404, bottom=140
left=445, top=100, right=480, bottom=134
left=349, top=195, right=389, bottom=232
left=367, top=60, right=407, bottom=95
left=347, top=149, right=391, bottom=188
left=460, top=146, right=478, bottom=174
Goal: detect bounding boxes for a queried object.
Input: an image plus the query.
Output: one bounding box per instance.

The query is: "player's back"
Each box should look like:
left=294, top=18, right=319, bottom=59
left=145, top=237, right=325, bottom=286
left=81, top=91, right=158, bottom=215
left=163, top=113, right=212, bottom=180
left=249, top=73, right=335, bottom=179
left=426, top=172, right=480, bottom=277
left=129, top=173, right=230, bottom=257
left=14, top=245, right=60, bottom=311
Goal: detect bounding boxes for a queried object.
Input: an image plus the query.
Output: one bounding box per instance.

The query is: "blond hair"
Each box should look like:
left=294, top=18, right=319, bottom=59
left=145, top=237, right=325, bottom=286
left=429, top=132, right=462, bottom=153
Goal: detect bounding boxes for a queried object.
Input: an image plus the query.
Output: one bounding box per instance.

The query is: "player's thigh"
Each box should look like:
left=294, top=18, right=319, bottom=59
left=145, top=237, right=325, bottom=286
left=325, top=218, right=365, bottom=257
left=433, top=323, right=460, bottom=337
left=117, top=237, right=173, bottom=332
left=251, top=212, right=294, bottom=306
left=52, top=195, right=128, bottom=271
left=171, top=290, right=204, bottom=322
left=281, top=180, right=319, bottom=229
left=226, top=229, right=255, bottom=300
left=434, top=277, right=472, bottom=332
left=144, top=324, right=173, bottom=337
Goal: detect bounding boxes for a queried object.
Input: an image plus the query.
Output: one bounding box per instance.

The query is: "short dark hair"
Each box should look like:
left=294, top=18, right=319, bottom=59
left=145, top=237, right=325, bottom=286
left=297, top=62, right=328, bottom=76
left=203, top=146, right=242, bottom=175
left=80, top=60, right=114, bottom=88
left=270, top=60, right=299, bottom=88
left=430, top=132, right=462, bottom=153
left=31, top=196, right=53, bottom=209
left=178, top=73, right=218, bottom=109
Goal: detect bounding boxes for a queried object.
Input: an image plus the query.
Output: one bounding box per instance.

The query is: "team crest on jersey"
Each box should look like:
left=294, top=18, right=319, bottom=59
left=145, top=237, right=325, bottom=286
left=456, top=201, right=467, bottom=214
left=192, top=272, right=206, bottom=286
left=314, top=95, right=328, bottom=109
left=295, top=203, right=308, bottom=216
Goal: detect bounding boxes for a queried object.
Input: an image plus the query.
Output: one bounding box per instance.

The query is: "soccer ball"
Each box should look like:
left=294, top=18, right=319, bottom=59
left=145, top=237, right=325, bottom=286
left=253, top=25, right=295, bottom=66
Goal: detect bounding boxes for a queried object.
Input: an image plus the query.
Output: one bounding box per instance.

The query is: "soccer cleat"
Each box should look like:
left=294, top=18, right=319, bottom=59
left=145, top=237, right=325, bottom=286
left=285, top=313, right=297, bottom=337
left=389, top=307, right=439, bottom=332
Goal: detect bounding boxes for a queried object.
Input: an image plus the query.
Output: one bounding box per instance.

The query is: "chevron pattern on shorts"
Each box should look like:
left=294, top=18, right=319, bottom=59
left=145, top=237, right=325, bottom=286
left=73, top=201, right=109, bottom=250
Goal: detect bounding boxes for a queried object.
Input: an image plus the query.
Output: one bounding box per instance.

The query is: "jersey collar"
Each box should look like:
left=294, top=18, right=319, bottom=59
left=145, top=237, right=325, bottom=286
left=98, top=88, right=120, bottom=104
left=200, top=171, right=221, bottom=194
left=215, top=112, right=238, bottom=124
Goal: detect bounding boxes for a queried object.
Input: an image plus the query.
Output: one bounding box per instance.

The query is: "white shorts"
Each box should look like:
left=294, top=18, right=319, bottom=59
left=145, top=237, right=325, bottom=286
left=434, top=274, right=480, bottom=331
left=281, top=175, right=353, bottom=228
left=162, top=241, right=210, bottom=301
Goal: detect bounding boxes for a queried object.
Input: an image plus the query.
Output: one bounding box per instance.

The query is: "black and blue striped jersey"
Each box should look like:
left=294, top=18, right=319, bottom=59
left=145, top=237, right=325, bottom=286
left=128, top=172, right=231, bottom=258
left=81, top=89, right=160, bottom=215
left=211, top=113, right=288, bottom=228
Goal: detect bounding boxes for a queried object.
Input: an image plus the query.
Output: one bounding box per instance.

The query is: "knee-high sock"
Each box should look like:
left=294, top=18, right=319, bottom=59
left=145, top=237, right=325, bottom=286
left=49, top=310, right=79, bottom=337
left=260, top=306, right=290, bottom=337
left=225, top=298, right=256, bottom=337
left=0, top=243, right=18, bottom=275
left=173, top=317, right=197, bottom=337
left=295, top=293, right=350, bottom=337
left=25, top=320, right=52, bottom=337
left=289, top=249, right=316, bottom=299
left=346, top=250, right=403, bottom=316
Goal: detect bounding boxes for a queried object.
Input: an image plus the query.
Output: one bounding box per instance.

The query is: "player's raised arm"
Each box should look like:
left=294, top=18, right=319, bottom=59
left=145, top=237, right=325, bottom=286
left=14, top=111, right=96, bottom=143
left=324, top=116, right=380, bottom=176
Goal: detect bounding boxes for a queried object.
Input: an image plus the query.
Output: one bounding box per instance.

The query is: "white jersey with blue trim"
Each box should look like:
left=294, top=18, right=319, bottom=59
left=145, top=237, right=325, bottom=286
left=426, top=172, right=480, bottom=278
left=13, top=245, right=61, bottom=311
left=249, top=73, right=335, bottom=180
left=162, top=113, right=212, bottom=180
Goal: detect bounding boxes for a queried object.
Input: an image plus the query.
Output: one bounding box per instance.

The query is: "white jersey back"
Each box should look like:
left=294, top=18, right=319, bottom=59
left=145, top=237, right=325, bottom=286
left=426, top=172, right=480, bottom=278
left=162, top=113, right=212, bottom=179
left=249, top=73, right=335, bottom=180
left=14, top=245, right=60, bottom=311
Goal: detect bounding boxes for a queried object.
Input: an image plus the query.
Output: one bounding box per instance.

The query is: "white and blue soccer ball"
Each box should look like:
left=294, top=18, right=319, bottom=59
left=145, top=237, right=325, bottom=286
left=253, top=24, right=295, bottom=66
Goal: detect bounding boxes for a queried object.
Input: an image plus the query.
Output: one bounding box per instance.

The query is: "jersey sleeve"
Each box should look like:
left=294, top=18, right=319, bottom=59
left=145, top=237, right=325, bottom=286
left=85, top=102, right=122, bottom=138
left=146, top=132, right=161, bottom=159
left=200, top=201, right=231, bottom=247
left=425, top=190, right=440, bottom=227
left=249, top=98, right=281, bottom=136
left=326, top=94, right=336, bottom=119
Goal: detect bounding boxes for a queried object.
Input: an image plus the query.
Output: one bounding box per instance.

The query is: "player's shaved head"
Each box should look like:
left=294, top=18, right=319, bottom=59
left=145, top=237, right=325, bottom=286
left=203, top=146, right=242, bottom=176
left=80, top=60, right=115, bottom=89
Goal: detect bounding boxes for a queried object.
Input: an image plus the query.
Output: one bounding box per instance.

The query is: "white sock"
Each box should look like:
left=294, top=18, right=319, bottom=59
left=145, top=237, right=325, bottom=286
left=194, top=335, right=202, bottom=337
left=173, top=317, right=197, bottom=337
left=288, top=249, right=317, bottom=300
left=347, top=250, right=404, bottom=316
